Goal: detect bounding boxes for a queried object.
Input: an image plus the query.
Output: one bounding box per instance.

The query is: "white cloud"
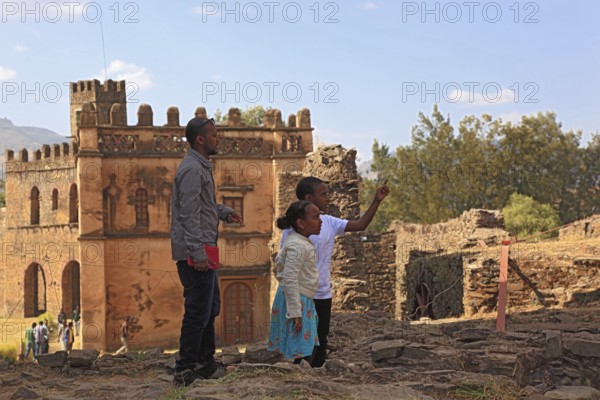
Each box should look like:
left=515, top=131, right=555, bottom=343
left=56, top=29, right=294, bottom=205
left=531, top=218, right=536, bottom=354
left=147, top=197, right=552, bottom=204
left=449, top=85, right=514, bottom=106
left=98, top=60, right=154, bottom=89
left=496, top=112, right=525, bottom=124
left=360, top=1, right=378, bottom=10
left=15, top=44, right=28, bottom=53
left=0, top=66, right=17, bottom=80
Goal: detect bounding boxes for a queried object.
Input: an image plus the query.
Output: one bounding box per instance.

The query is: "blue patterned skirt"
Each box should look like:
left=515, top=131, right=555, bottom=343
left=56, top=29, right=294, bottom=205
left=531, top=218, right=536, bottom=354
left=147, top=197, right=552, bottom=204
left=267, top=286, right=319, bottom=359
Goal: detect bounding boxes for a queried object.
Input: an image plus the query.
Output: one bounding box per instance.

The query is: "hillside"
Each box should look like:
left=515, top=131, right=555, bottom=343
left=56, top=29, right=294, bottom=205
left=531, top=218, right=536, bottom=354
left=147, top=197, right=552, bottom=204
left=0, top=117, right=68, bottom=165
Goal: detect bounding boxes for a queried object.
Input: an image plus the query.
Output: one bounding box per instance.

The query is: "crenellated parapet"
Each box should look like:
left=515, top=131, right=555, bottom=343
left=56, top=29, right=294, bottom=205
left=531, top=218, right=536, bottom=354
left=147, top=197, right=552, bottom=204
left=70, top=79, right=126, bottom=104
left=5, top=142, right=77, bottom=164
left=73, top=99, right=313, bottom=157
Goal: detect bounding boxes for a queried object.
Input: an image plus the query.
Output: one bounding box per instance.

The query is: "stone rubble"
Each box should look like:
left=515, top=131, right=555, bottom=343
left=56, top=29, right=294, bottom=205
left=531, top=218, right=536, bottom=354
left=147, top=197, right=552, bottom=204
left=1, top=305, right=600, bottom=399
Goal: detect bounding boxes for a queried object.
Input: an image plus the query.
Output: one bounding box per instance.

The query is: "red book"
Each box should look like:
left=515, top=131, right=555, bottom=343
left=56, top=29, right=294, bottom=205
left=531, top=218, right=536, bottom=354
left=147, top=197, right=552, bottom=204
left=187, top=245, right=219, bottom=270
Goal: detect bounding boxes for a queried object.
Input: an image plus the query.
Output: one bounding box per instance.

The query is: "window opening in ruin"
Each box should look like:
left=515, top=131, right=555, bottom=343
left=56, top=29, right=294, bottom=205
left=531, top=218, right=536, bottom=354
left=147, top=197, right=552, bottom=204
left=24, top=263, right=47, bottom=317
left=135, top=188, right=149, bottom=228
left=223, top=282, right=254, bottom=344
left=414, top=282, right=433, bottom=319
left=69, top=184, right=78, bottom=223
left=51, top=189, right=59, bottom=211
left=30, top=187, right=40, bottom=225
left=223, top=196, right=243, bottom=226
left=62, top=261, right=81, bottom=316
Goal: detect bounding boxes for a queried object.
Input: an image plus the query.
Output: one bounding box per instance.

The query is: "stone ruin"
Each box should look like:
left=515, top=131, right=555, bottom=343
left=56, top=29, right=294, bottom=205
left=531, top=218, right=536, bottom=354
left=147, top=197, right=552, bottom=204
left=275, top=145, right=600, bottom=326
left=559, top=214, right=600, bottom=240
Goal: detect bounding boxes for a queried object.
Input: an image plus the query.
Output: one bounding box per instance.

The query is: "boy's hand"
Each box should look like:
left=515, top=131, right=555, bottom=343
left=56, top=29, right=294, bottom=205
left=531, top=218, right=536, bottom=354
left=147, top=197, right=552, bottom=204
left=375, top=179, right=390, bottom=202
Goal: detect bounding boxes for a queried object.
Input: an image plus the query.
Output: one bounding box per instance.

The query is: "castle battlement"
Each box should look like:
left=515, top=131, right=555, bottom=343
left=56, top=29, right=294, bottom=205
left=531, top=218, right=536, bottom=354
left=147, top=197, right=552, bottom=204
left=77, top=102, right=312, bottom=130
left=70, top=79, right=126, bottom=104
left=5, top=142, right=78, bottom=164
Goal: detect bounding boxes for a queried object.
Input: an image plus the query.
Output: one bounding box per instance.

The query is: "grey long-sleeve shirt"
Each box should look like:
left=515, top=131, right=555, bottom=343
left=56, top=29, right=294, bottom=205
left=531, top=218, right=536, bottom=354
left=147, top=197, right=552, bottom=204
left=170, top=149, right=234, bottom=262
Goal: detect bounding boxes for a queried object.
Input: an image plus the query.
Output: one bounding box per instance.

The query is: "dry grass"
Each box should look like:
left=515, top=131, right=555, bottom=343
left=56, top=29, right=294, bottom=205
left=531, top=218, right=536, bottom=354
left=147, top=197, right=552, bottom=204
left=452, top=379, right=525, bottom=400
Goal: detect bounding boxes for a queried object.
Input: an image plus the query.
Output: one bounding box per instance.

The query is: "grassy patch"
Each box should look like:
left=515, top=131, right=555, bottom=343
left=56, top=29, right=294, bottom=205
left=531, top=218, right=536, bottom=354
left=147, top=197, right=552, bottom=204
left=452, top=380, right=525, bottom=400
left=0, top=343, right=18, bottom=362
left=161, top=386, right=188, bottom=400
left=218, top=366, right=304, bottom=384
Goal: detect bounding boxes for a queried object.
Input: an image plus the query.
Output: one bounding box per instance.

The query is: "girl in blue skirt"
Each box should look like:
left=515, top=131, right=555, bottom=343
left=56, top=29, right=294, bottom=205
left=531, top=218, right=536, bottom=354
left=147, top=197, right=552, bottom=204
left=268, top=200, right=322, bottom=363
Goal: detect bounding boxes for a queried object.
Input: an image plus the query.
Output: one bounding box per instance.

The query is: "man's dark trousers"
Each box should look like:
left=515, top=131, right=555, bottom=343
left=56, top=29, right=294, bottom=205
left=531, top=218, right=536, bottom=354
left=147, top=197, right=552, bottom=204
left=175, top=260, right=220, bottom=370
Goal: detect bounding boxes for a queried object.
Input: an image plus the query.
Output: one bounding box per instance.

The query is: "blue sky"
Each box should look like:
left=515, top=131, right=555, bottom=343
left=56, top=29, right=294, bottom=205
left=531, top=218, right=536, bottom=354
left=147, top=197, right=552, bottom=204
left=1, top=0, right=599, bottom=161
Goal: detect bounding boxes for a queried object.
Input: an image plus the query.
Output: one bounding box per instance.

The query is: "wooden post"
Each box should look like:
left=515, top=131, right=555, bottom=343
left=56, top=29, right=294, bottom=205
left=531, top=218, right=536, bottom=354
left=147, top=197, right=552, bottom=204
left=496, top=240, right=511, bottom=332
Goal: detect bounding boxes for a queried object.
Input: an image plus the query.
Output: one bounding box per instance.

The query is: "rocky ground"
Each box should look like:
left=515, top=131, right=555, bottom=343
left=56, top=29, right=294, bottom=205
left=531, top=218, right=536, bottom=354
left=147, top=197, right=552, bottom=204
left=2, top=305, right=600, bottom=400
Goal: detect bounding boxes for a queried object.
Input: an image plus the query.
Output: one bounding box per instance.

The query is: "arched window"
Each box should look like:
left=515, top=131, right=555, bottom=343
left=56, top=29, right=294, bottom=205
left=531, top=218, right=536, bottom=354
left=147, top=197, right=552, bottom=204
left=69, top=184, right=78, bottom=223
left=135, top=188, right=149, bottom=228
left=30, top=187, right=40, bottom=225
left=24, top=263, right=46, bottom=317
left=51, top=189, right=59, bottom=211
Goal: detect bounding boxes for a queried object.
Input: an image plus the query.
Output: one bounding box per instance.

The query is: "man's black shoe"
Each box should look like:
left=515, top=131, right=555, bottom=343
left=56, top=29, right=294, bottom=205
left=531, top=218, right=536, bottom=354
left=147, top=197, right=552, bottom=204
left=173, top=368, right=202, bottom=387
left=196, top=360, right=227, bottom=379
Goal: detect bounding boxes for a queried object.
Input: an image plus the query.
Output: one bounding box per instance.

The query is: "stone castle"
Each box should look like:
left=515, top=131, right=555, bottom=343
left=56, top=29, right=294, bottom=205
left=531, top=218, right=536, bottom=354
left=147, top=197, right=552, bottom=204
left=0, top=79, right=313, bottom=350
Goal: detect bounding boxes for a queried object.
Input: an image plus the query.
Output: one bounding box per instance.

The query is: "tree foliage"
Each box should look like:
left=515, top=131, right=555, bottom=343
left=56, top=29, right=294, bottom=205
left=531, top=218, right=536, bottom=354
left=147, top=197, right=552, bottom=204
left=214, top=105, right=270, bottom=126
left=0, top=180, right=4, bottom=207
left=361, top=106, right=597, bottom=232
left=502, top=193, right=560, bottom=239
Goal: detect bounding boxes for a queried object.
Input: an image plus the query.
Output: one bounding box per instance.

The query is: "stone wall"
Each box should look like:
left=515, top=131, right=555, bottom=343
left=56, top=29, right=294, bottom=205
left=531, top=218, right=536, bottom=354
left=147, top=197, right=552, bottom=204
left=303, top=145, right=397, bottom=316
left=559, top=214, right=600, bottom=240
left=304, top=145, right=366, bottom=313
left=390, top=209, right=509, bottom=320
left=358, top=232, right=396, bottom=315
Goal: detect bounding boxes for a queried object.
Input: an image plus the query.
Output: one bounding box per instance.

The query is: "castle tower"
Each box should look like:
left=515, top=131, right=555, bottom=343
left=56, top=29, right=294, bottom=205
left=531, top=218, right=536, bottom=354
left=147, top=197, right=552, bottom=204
left=70, top=79, right=126, bottom=136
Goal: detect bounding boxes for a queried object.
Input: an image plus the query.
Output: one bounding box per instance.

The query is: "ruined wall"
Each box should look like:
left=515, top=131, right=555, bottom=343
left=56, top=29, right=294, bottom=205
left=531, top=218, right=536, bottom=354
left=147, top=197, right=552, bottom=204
left=390, top=210, right=509, bottom=320
left=302, top=145, right=397, bottom=316
left=304, top=145, right=366, bottom=312
left=559, top=214, right=600, bottom=240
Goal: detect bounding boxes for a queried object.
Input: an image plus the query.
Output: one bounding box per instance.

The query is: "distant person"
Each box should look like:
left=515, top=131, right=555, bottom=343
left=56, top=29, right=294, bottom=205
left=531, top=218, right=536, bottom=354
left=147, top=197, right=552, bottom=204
left=33, top=320, right=46, bottom=357
left=268, top=201, right=322, bottom=364
left=24, top=322, right=36, bottom=360
left=115, top=317, right=130, bottom=355
left=42, top=319, right=50, bottom=354
left=72, top=306, right=81, bottom=336
left=63, top=321, right=75, bottom=353
left=171, top=117, right=242, bottom=387
left=57, top=320, right=68, bottom=351
left=57, top=309, right=66, bottom=325
left=281, top=177, right=389, bottom=367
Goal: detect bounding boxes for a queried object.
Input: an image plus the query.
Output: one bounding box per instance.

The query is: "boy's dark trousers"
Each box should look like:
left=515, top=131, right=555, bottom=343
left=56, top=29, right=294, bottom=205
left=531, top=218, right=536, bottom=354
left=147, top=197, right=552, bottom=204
left=311, top=298, right=332, bottom=368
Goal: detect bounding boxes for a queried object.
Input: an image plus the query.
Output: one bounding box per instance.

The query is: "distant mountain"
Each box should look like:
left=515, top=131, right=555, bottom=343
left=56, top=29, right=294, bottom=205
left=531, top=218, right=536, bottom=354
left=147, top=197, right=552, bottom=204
left=357, top=160, right=377, bottom=180
left=0, top=117, right=68, bottom=165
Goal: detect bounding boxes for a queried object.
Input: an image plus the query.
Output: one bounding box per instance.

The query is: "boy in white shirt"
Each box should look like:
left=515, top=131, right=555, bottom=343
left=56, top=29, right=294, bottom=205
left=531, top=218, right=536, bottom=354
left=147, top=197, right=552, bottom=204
left=281, top=176, right=389, bottom=367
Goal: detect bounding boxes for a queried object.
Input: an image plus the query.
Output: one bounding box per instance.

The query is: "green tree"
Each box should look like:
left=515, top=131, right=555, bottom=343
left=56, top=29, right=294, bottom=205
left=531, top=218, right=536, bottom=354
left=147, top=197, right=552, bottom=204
left=575, top=133, right=600, bottom=218
left=361, top=107, right=586, bottom=231
left=214, top=105, right=270, bottom=126
left=490, top=113, right=581, bottom=222
left=0, top=180, right=5, bottom=207
left=359, top=140, right=402, bottom=232
left=502, top=193, right=560, bottom=239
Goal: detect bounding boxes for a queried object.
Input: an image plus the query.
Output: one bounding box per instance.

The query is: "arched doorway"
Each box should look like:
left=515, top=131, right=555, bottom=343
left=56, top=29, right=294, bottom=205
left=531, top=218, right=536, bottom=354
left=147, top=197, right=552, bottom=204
left=62, top=261, right=81, bottom=316
left=223, top=282, right=254, bottom=344
left=24, top=263, right=46, bottom=317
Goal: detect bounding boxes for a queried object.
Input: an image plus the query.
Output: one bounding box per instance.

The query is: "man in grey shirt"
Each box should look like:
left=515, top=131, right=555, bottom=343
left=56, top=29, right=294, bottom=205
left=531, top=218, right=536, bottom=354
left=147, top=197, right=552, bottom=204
left=171, top=117, right=242, bottom=387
